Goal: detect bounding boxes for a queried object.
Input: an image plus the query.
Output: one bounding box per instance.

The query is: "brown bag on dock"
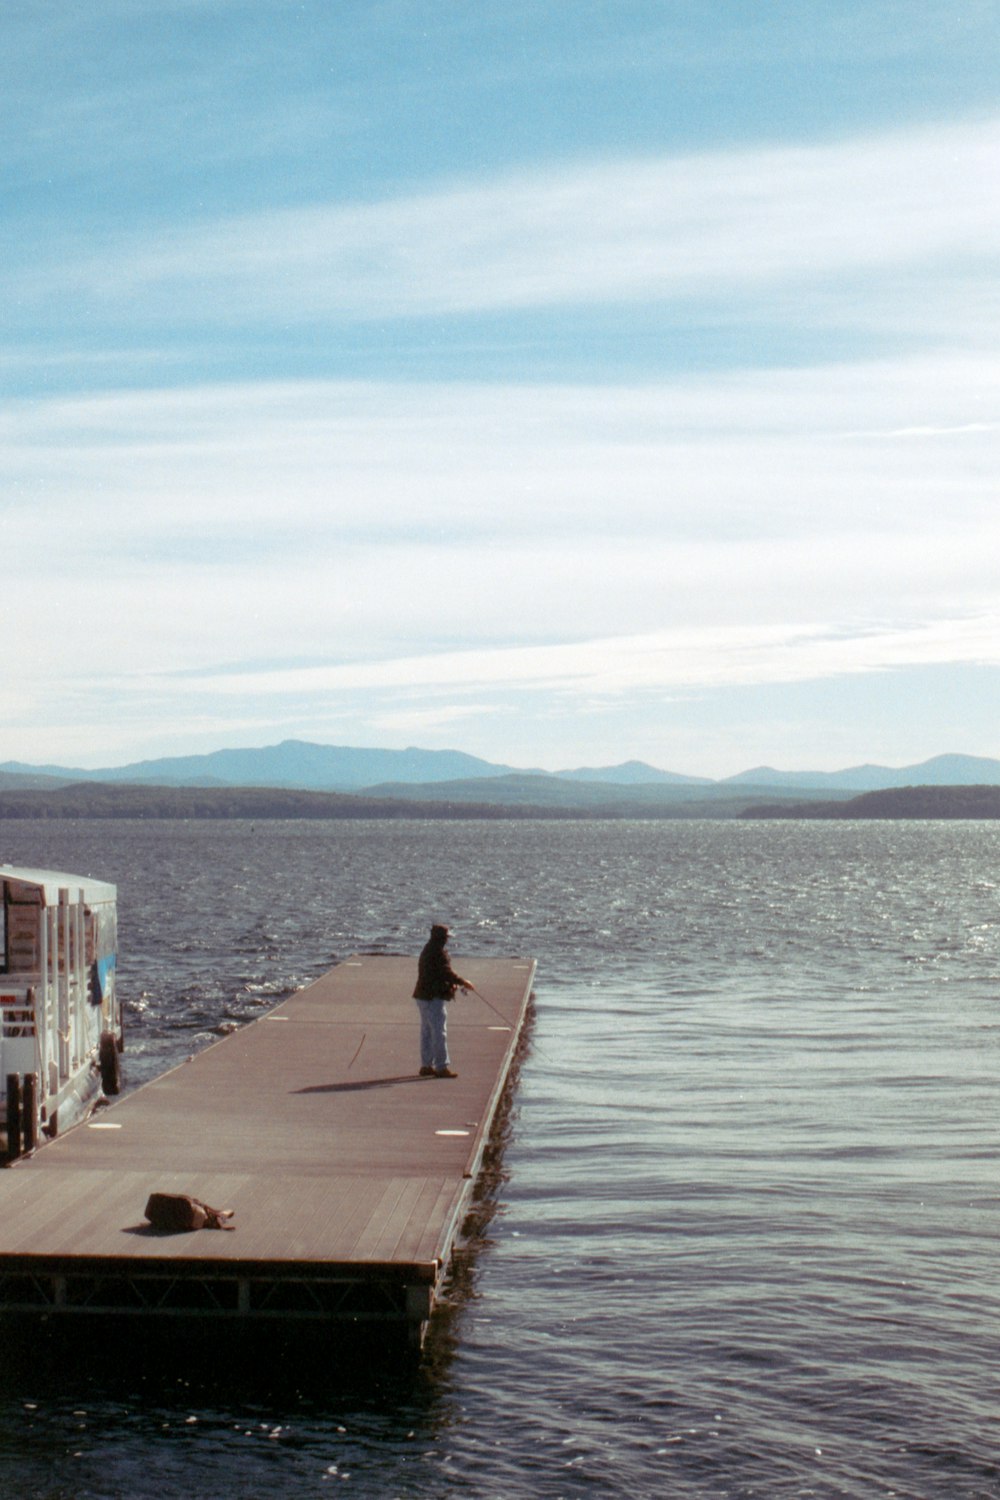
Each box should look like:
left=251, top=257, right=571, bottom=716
left=144, top=1192, right=235, bottom=1232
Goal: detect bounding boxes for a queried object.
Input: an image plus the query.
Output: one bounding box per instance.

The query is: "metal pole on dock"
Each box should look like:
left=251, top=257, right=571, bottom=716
left=5, top=1074, right=22, bottom=1162
left=22, top=1074, right=37, bottom=1154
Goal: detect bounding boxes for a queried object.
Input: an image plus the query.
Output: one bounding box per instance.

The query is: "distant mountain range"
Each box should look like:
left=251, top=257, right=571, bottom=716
left=0, top=742, right=529, bottom=792
left=1, top=742, right=998, bottom=811
left=721, top=754, right=1000, bottom=791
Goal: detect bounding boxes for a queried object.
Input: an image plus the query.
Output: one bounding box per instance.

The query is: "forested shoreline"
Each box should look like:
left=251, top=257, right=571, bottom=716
left=1, top=782, right=999, bottom=821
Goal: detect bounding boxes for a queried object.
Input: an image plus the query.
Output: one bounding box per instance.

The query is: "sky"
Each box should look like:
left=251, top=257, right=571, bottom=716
left=2, top=0, right=998, bottom=778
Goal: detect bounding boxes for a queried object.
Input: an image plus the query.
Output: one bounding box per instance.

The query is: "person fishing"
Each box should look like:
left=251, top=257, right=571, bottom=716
left=412, top=923, right=472, bottom=1078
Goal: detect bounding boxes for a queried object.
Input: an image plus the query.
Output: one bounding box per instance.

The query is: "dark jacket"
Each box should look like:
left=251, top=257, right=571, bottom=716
left=413, top=936, right=468, bottom=1000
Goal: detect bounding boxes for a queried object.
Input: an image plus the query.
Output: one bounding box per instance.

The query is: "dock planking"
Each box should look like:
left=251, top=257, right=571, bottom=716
left=0, top=955, right=535, bottom=1344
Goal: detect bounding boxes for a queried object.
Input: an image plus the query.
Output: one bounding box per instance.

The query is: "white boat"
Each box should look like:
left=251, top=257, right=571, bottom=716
left=1, top=866, right=121, bottom=1159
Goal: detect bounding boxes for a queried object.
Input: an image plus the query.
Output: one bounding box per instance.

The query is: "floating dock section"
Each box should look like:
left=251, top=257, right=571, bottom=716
left=0, top=955, right=535, bottom=1346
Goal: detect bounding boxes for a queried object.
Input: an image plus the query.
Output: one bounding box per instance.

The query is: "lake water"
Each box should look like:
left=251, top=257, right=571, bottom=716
left=0, top=818, right=998, bottom=1499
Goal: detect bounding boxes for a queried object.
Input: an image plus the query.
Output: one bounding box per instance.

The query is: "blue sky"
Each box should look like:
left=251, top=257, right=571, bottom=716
left=2, top=0, right=998, bottom=776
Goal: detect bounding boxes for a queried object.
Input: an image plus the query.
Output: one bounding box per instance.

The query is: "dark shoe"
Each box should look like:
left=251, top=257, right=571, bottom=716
left=435, top=1067, right=458, bottom=1078
left=419, top=1065, right=435, bottom=1077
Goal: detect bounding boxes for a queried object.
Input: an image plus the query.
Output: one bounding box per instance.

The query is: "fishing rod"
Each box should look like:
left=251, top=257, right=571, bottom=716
left=462, top=983, right=511, bottom=1025
left=346, top=986, right=543, bottom=1070
left=464, top=982, right=557, bottom=1066
left=346, top=988, right=504, bottom=1074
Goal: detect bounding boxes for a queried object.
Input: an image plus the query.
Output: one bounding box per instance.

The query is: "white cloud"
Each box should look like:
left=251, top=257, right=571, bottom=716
left=11, top=116, right=1000, bottom=332
left=1, top=350, right=996, bottom=766
left=141, top=613, right=1000, bottom=702
left=4, top=352, right=996, bottom=541
left=4, top=603, right=997, bottom=773
left=367, top=703, right=503, bottom=738
left=1, top=358, right=996, bottom=662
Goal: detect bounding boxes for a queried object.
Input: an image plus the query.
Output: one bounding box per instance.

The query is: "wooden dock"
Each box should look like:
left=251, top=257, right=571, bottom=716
left=0, top=955, right=535, bottom=1346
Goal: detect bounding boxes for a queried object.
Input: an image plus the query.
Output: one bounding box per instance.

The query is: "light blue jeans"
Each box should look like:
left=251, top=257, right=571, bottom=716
left=416, top=998, right=449, bottom=1070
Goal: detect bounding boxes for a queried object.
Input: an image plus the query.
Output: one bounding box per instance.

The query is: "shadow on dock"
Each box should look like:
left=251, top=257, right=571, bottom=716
left=294, top=1073, right=423, bottom=1094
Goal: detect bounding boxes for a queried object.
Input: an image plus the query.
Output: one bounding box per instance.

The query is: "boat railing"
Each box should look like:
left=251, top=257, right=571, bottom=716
left=2, top=888, right=91, bottom=1109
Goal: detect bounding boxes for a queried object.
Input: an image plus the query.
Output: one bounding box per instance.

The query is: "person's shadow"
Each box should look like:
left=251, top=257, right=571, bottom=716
left=294, top=1074, right=426, bottom=1094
